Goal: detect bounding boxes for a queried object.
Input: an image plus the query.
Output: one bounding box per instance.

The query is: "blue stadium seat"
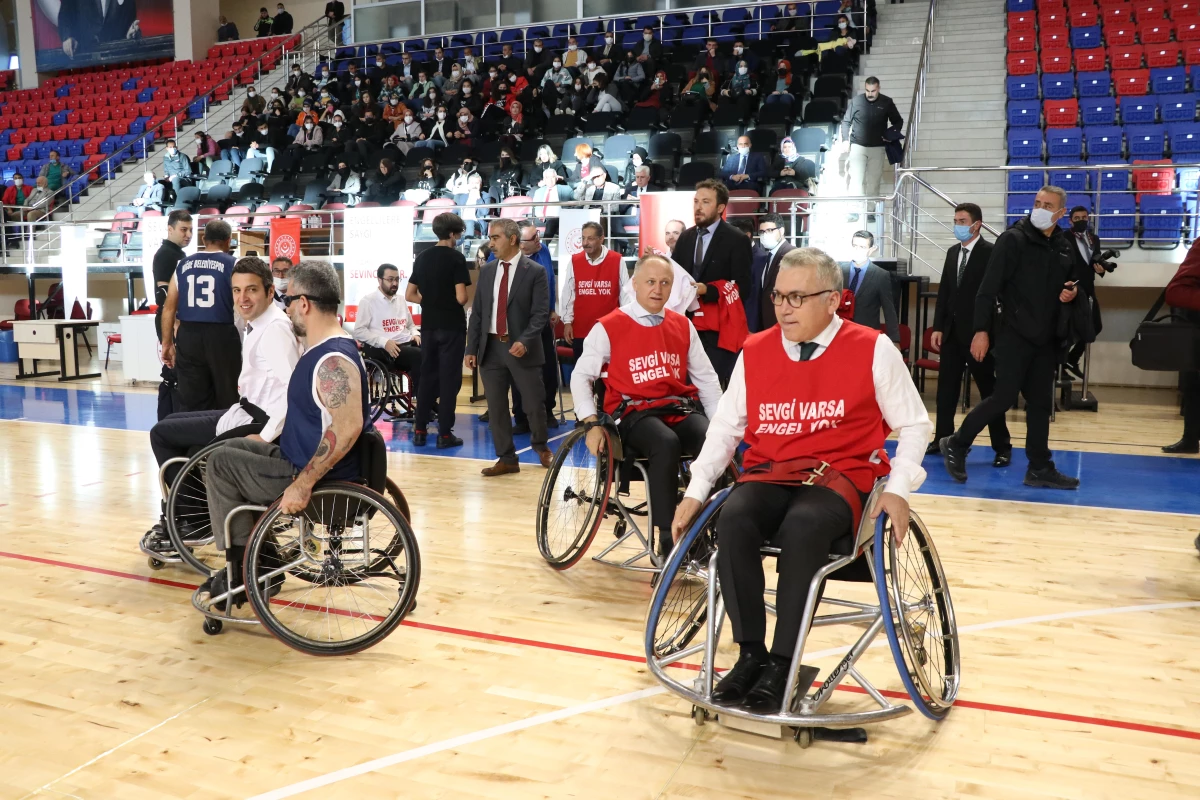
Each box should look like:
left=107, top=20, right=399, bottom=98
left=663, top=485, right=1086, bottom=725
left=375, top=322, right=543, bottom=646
left=579, top=20, right=602, bottom=35
left=722, top=8, right=750, bottom=22
left=1050, top=169, right=1089, bottom=191
left=1082, top=97, right=1117, bottom=125
left=1085, top=125, right=1124, bottom=159
left=1180, top=167, right=1200, bottom=193
left=1007, top=193, right=1037, bottom=225
left=1008, top=168, right=1045, bottom=192
left=1128, top=124, right=1167, bottom=158
left=1097, top=192, right=1137, bottom=240
left=1007, top=100, right=1042, bottom=127
left=1042, top=73, right=1075, bottom=100
left=1007, top=0, right=1034, bottom=9
left=1120, top=96, right=1159, bottom=124
left=1047, top=128, right=1083, bottom=159
left=1007, top=130, right=1044, bottom=160
left=1161, top=94, right=1199, bottom=122
left=711, top=23, right=740, bottom=44
left=692, top=9, right=717, bottom=25
left=1098, top=167, right=1131, bottom=191
left=1007, top=76, right=1039, bottom=100
left=1077, top=71, right=1111, bottom=97
left=1151, top=67, right=1187, bottom=95
left=1169, top=122, right=1200, bottom=155
left=1071, top=26, right=1102, bottom=50
left=1140, top=194, right=1185, bottom=244
left=682, top=25, right=707, bottom=48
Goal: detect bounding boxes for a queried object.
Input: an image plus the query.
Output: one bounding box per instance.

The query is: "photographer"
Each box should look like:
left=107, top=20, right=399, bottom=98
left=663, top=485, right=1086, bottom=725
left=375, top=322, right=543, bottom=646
left=1065, top=207, right=1112, bottom=375
left=1163, top=242, right=1200, bottom=455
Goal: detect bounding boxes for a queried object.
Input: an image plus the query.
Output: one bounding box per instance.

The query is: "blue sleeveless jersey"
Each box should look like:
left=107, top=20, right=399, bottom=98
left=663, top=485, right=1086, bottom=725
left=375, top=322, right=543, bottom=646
left=279, top=336, right=370, bottom=480
left=175, top=251, right=237, bottom=323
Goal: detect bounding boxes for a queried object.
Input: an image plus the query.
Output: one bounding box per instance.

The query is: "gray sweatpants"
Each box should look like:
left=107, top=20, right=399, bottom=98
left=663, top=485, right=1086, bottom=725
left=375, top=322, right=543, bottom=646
left=206, top=438, right=296, bottom=550
left=848, top=143, right=886, bottom=199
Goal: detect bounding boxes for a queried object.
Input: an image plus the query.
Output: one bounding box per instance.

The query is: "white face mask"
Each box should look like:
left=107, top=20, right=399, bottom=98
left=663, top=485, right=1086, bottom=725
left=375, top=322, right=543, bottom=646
left=737, top=145, right=750, bottom=155
left=738, top=66, right=748, bottom=75
left=568, top=44, right=577, bottom=51
left=759, top=231, right=779, bottom=249
left=553, top=62, right=562, bottom=69
left=534, top=46, right=542, bottom=53
left=304, top=123, right=313, bottom=130
left=851, top=248, right=870, bottom=265
left=333, top=121, right=342, bottom=128
left=452, top=69, right=461, bottom=76
left=644, top=34, right=653, bottom=41
left=1029, top=206, right=1057, bottom=230
left=273, top=277, right=288, bottom=292
left=839, top=21, right=847, bottom=28
left=258, top=130, right=267, bottom=136
left=167, top=147, right=176, bottom=155
left=734, top=48, right=743, bottom=55
left=605, top=37, right=614, bottom=44
left=377, top=61, right=384, bottom=67
left=355, top=79, right=361, bottom=86
left=248, top=91, right=256, bottom=97
left=489, top=72, right=498, bottom=79
left=404, top=115, right=413, bottom=123
left=463, top=87, right=471, bottom=94
left=437, top=112, right=446, bottom=119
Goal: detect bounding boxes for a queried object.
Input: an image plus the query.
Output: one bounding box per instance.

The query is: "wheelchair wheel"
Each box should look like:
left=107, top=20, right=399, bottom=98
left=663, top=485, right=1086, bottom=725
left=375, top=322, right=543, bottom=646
left=243, top=482, right=420, bottom=657
left=535, top=426, right=614, bottom=569
left=873, top=511, right=961, bottom=720
left=165, top=441, right=227, bottom=578
left=365, top=358, right=391, bottom=424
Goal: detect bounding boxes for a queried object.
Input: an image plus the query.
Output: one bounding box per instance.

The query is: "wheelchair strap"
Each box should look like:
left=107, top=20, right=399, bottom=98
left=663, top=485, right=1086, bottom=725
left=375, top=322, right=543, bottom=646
left=736, top=458, right=865, bottom=532
left=613, top=396, right=701, bottom=431
left=239, top=398, right=270, bottom=425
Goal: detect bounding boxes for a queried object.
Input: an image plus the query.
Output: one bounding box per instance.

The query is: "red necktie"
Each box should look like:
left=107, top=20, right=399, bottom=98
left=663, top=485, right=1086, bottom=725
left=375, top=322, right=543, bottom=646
left=497, top=261, right=510, bottom=336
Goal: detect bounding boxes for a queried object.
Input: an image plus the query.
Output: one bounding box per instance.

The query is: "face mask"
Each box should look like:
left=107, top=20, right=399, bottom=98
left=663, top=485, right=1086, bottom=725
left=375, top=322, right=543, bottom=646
left=851, top=249, right=870, bottom=265
left=553, top=62, right=562, bottom=69
left=167, top=148, right=176, bottom=155
left=839, top=21, right=847, bottom=28
left=734, top=48, right=743, bottom=55
left=1072, top=219, right=1089, bottom=233
left=271, top=92, right=279, bottom=98
left=1030, top=207, right=1056, bottom=231
left=605, top=37, right=614, bottom=44
left=333, top=121, right=342, bottom=128
left=248, top=91, right=256, bottom=97
left=273, top=277, right=288, bottom=293
left=404, top=115, right=413, bottom=123
left=258, top=129, right=268, bottom=136
left=737, top=145, right=749, bottom=155
left=304, top=123, right=313, bottom=130
left=292, top=70, right=300, bottom=76
left=355, top=80, right=362, bottom=87
left=14, top=179, right=22, bottom=186
left=760, top=231, right=779, bottom=249
left=437, top=112, right=446, bottom=119
left=738, top=66, right=748, bottom=75
left=568, top=44, right=577, bottom=51
left=390, top=98, right=399, bottom=105
left=644, top=34, right=653, bottom=41
left=194, top=140, right=201, bottom=146
left=953, top=224, right=974, bottom=242
left=377, top=61, right=384, bottom=67
left=452, top=69, right=461, bottom=76
left=534, top=46, right=543, bottom=53
left=460, top=116, right=469, bottom=123
left=489, top=72, right=498, bottom=79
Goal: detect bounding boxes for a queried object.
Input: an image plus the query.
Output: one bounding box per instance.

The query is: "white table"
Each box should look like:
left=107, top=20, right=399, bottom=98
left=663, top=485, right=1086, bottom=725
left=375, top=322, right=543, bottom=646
left=12, top=319, right=101, bottom=381
left=119, top=313, right=162, bottom=382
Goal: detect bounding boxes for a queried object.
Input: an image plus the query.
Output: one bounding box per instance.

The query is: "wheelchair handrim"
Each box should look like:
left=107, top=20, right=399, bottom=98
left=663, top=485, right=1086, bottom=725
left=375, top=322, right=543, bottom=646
left=535, top=426, right=613, bottom=569
left=165, top=440, right=230, bottom=578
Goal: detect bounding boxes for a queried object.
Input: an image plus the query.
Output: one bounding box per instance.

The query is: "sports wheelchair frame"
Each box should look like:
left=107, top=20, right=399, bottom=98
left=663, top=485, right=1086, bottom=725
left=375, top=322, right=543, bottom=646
left=364, top=356, right=415, bottom=424
left=645, top=479, right=960, bottom=745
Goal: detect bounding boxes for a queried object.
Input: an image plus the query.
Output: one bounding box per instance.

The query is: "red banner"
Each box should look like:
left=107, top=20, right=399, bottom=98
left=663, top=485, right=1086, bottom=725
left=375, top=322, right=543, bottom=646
left=270, top=217, right=302, bottom=265
left=637, top=190, right=697, bottom=258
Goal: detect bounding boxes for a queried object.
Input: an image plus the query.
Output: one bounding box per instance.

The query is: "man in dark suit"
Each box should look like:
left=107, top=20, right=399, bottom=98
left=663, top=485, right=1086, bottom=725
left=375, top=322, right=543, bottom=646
left=57, top=0, right=140, bottom=59
left=928, top=203, right=1012, bottom=464
left=720, top=136, right=771, bottom=194
left=1065, top=206, right=1105, bottom=374
left=672, top=178, right=754, bottom=384
left=750, top=213, right=796, bottom=332
left=593, top=31, right=622, bottom=75
left=613, top=164, right=661, bottom=245
left=633, top=27, right=664, bottom=73
left=840, top=230, right=899, bottom=342
left=466, top=218, right=554, bottom=476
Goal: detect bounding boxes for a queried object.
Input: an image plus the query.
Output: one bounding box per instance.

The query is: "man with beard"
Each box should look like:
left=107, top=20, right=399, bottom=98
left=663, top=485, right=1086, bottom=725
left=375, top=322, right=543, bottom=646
left=353, top=263, right=422, bottom=397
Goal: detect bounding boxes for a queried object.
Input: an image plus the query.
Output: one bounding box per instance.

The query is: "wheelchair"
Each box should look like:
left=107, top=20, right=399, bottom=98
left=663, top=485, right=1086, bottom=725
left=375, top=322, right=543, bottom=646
left=364, top=356, right=416, bottom=424
left=644, top=479, right=960, bottom=746
left=535, top=420, right=733, bottom=573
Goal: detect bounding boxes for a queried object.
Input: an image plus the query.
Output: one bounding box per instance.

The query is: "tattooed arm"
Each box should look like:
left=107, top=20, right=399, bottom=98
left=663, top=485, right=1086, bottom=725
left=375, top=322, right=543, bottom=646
left=279, top=353, right=365, bottom=514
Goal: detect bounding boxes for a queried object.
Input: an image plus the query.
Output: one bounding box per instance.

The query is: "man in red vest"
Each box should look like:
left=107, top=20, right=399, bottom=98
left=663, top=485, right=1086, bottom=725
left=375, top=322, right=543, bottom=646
left=572, top=254, right=722, bottom=557
left=672, top=247, right=932, bottom=713
left=561, top=220, right=634, bottom=359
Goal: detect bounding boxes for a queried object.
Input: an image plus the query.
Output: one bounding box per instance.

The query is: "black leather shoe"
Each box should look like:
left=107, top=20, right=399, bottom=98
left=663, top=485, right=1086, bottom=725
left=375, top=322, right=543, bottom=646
left=479, top=410, right=489, bottom=423
left=436, top=434, right=463, bottom=449
left=741, top=659, right=793, bottom=713
left=1023, top=464, right=1080, bottom=490
left=1163, top=438, right=1200, bottom=454
left=512, top=421, right=531, bottom=435
left=939, top=436, right=968, bottom=483
left=413, top=430, right=427, bottom=447
left=925, top=441, right=942, bottom=457
left=546, top=415, right=561, bottom=429
left=711, top=651, right=768, bottom=706
left=202, top=565, right=245, bottom=613
left=992, top=449, right=1012, bottom=468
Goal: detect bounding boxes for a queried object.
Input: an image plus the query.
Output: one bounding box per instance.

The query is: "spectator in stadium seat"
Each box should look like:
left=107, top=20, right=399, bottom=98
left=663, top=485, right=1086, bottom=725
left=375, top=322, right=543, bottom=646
left=447, top=158, right=479, bottom=195
left=289, top=103, right=319, bottom=138
left=591, top=75, right=624, bottom=114
left=594, top=31, right=621, bottom=76
left=634, top=27, right=663, bottom=72
left=410, top=158, right=441, bottom=198
left=568, top=142, right=604, bottom=188
left=369, top=54, right=392, bottom=85
left=378, top=74, right=405, bottom=107
left=273, top=4, right=293, bottom=35
left=254, top=8, right=273, bottom=38
left=324, top=111, right=354, bottom=153
left=267, top=102, right=291, bottom=143
left=285, top=65, right=315, bottom=98
left=772, top=136, right=817, bottom=191
left=325, top=159, right=362, bottom=205
left=721, top=61, right=758, bottom=109
left=454, top=172, right=493, bottom=239
left=620, top=147, right=652, bottom=188
left=289, top=118, right=324, bottom=157
left=614, top=164, right=660, bottom=243
left=692, top=39, right=728, bottom=82
left=731, top=41, right=759, bottom=75
left=531, top=168, right=572, bottom=238
left=574, top=169, right=622, bottom=207
left=539, top=56, right=573, bottom=114
left=386, top=112, right=424, bottom=156
left=240, top=87, right=267, bottom=124
left=411, top=75, right=437, bottom=108
left=117, top=172, right=164, bottom=217
left=612, top=52, right=646, bottom=106
left=23, top=176, right=53, bottom=222
left=525, top=38, right=553, bottom=85
left=188, top=132, right=217, bottom=177
left=382, top=93, right=410, bottom=128
left=365, top=158, right=405, bottom=204
left=461, top=45, right=482, bottom=80
left=246, top=123, right=277, bottom=174
left=429, top=47, right=454, bottom=85
left=581, top=56, right=605, bottom=86
left=414, top=105, right=449, bottom=150
left=765, top=59, right=798, bottom=107
left=162, top=140, right=194, bottom=195
left=217, top=16, right=239, bottom=42
left=637, top=70, right=672, bottom=110
left=528, top=145, right=566, bottom=188
left=563, top=37, right=585, bottom=71
left=452, top=80, right=482, bottom=118
left=349, top=108, right=385, bottom=162
left=495, top=44, right=523, bottom=77
left=442, top=64, right=467, bottom=106
left=395, top=52, right=417, bottom=90
left=491, top=147, right=523, bottom=199
left=350, top=91, right=378, bottom=121
left=38, top=150, right=72, bottom=192
left=682, top=68, right=718, bottom=112
left=497, top=100, right=525, bottom=146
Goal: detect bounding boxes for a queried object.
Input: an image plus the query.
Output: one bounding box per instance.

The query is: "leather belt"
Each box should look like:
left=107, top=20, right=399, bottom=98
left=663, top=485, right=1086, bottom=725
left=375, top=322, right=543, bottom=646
left=488, top=333, right=510, bottom=342
left=737, top=457, right=865, bottom=532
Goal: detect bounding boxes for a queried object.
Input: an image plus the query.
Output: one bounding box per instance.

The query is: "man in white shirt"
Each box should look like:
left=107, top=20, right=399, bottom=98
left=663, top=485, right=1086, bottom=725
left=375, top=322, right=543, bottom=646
left=671, top=247, right=932, bottom=713
left=560, top=221, right=635, bottom=350
left=353, top=263, right=422, bottom=395
left=573, top=254, right=721, bottom=556
left=143, top=257, right=303, bottom=554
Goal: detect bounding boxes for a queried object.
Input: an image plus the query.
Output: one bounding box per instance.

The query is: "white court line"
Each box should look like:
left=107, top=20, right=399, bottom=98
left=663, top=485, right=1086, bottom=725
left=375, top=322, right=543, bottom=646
left=251, top=599, right=1200, bottom=799
left=20, top=698, right=210, bottom=800
left=515, top=428, right=575, bottom=455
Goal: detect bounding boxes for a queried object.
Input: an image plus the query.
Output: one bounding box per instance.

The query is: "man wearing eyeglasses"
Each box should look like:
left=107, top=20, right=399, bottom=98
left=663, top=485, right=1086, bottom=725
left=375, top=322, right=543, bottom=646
left=749, top=213, right=796, bottom=332
left=673, top=247, right=931, bottom=713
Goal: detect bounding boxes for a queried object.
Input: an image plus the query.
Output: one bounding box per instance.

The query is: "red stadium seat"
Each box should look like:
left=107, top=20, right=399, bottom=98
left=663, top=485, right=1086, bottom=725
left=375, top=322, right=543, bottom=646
left=1133, top=160, right=1175, bottom=198
left=37, top=128, right=51, bottom=142
left=6, top=146, right=20, bottom=161
left=1007, top=53, right=1038, bottom=75
left=1146, top=42, right=1182, bottom=67
left=1105, top=24, right=1138, bottom=45
left=1075, top=48, right=1107, bottom=71
left=1179, top=17, right=1200, bottom=38
left=1135, top=1, right=1167, bottom=21
left=96, top=122, right=113, bottom=138
left=1114, top=69, right=1151, bottom=94
left=82, top=122, right=97, bottom=138
left=94, top=107, right=110, bottom=122
left=1140, top=18, right=1174, bottom=42
left=1041, top=50, right=1073, bottom=73
left=1184, top=41, right=1200, bottom=64
left=1103, top=5, right=1134, bottom=26
left=1040, top=27, right=1070, bottom=50
left=1110, top=44, right=1145, bottom=69
left=111, top=212, right=137, bottom=231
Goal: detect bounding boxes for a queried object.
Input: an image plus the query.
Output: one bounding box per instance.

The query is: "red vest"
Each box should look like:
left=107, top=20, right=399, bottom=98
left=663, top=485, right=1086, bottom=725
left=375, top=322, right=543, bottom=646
left=571, top=249, right=623, bottom=337
left=600, top=308, right=698, bottom=417
left=742, top=321, right=890, bottom=493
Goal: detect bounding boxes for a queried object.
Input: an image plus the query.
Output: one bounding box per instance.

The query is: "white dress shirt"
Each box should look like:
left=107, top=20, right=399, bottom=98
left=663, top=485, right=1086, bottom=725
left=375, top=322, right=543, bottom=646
left=353, top=288, right=418, bottom=348
left=693, top=220, right=720, bottom=267
left=665, top=256, right=698, bottom=315
left=489, top=257, right=520, bottom=335
left=570, top=300, right=723, bottom=420
left=957, top=235, right=978, bottom=278
left=560, top=246, right=634, bottom=323
left=685, top=316, right=932, bottom=503
left=216, top=303, right=303, bottom=442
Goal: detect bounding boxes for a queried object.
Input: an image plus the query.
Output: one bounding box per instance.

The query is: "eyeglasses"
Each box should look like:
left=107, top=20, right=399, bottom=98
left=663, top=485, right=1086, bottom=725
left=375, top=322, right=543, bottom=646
left=520, top=237, right=537, bottom=244
left=769, top=289, right=835, bottom=308
left=758, top=226, right=779, bottom=234
left=281, top=293, right=336, bottom=307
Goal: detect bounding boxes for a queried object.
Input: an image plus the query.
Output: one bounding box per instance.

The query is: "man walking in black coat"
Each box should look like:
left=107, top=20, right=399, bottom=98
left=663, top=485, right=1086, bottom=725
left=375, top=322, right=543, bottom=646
left=671, top=178, right=753, bottom=384
left=940, top=186, right=1081, bottom=489
left=1065, top=205, right=1105, bottom=374
left=928, top=203, right=1012, bottom=465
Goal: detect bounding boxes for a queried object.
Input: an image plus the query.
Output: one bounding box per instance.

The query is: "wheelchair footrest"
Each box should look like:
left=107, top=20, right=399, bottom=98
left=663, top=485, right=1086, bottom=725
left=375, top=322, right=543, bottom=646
left=812, top=726, right=868, bottom=744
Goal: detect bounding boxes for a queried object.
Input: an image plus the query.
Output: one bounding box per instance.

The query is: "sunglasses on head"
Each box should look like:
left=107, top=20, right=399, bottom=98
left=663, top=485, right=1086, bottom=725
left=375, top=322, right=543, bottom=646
left=281, top=293, right=336, bottom=307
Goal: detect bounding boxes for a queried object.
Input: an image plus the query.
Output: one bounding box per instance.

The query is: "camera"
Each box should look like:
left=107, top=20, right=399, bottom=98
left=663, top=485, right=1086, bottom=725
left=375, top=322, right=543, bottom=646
left=1095, top=248, right=1119, bottom=273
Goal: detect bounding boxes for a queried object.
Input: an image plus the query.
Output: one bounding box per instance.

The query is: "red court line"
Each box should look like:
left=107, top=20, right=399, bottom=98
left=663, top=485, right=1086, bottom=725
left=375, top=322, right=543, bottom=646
left=2, top=549, right=1198, bottom=743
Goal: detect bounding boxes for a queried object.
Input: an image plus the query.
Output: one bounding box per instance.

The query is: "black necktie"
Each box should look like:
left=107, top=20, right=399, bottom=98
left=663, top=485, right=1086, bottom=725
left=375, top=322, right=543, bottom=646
left=695, top=230, right=706, bottom=269
left=799, top=342, right=818, bottom=361
left=738, top=154, right=746, bottom=174
left=957, top=247, right=969, bottom=285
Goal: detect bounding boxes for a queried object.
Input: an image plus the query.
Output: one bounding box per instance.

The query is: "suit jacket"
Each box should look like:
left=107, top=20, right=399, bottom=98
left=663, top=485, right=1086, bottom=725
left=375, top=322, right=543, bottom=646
left=467, top=254, right=549, bottom=366
left=753, top=241, right=798, bottom=331
left=1066, top=227, right=1103, bottom=297
left=673, top=220, right=753, bottom=314
left=133, top=182, right=164, bottom=211
left=720, top=152, right=770, bottom=191
left=58, top=0, right=138, bottom=53
left=573, top=180, right=623, bottom=204
left=531, top=184, right=573, bottom=216
left=841, top=261, right=900, bottom=341
left=933, top=237, right=994, bottom=343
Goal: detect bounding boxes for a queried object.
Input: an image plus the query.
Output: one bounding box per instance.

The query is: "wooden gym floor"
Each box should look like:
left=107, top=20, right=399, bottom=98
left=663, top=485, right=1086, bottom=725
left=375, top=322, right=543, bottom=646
left=0, top=368, right=1198, bottom=799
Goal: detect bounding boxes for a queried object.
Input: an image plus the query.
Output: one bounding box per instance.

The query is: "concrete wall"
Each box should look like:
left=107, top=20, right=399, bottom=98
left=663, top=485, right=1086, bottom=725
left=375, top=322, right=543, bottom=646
left=175, top=0, right=221, bottom=63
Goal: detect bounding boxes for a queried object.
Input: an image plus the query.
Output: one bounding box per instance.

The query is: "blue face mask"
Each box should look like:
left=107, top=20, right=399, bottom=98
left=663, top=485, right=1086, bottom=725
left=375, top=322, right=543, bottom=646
left=953, top=224, right=974, bottom=242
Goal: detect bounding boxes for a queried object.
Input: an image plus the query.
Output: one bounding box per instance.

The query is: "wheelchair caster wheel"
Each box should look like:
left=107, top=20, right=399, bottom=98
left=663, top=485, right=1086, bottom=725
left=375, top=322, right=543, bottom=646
left=202, top=618, right=223, bottom=636
left=691, top=705, right=708, bottom=726
left=794, top=727, right=813, bottom=749
left=147, top=557, right=165, bottom=570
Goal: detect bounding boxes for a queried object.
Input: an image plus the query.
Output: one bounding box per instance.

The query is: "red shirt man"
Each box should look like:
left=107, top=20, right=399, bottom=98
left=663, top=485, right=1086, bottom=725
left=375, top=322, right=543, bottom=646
left=560, top=221, right=633, bottom=347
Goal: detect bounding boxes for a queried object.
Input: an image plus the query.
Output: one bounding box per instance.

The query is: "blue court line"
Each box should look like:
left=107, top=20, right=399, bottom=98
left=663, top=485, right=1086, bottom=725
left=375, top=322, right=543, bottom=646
left=2, top=383, right=1199, bottom=516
